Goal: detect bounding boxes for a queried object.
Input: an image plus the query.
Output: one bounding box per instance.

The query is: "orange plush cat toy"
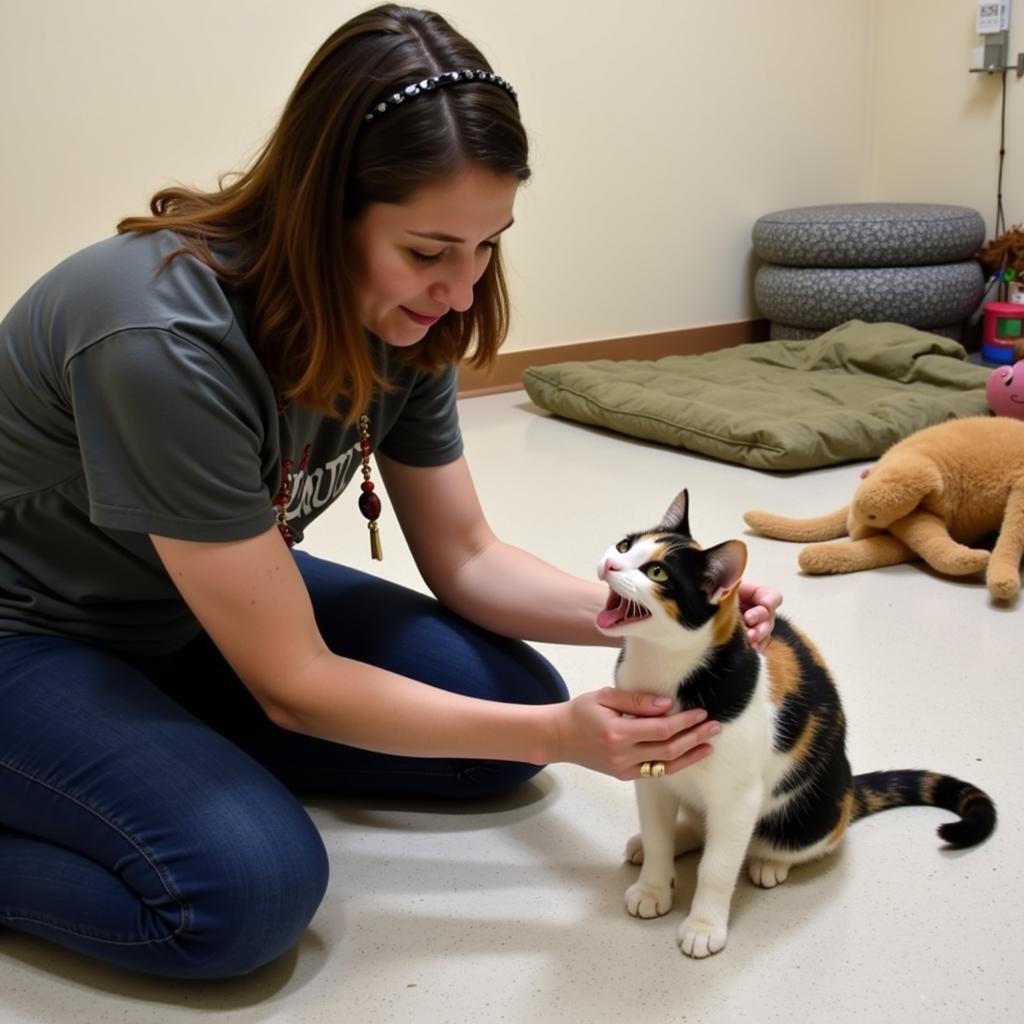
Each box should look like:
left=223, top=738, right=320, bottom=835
left=743, top=417, right=1024, bottom=602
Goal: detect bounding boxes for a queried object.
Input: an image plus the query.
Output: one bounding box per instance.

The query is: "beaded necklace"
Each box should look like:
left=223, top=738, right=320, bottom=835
left=356, top=414, right=383, bottom=560
left=272, top=413, right=383, bottom=560
left=272, top=442, right=310, bottom=548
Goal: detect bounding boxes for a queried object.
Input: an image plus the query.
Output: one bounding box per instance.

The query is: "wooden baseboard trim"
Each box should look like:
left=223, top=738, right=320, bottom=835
left=457, top=319, right=769, bottom=397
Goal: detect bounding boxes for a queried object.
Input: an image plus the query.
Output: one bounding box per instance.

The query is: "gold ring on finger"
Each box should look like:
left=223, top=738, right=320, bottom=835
left=651, top=761, right=666, bottom=778
left=639, top=761, right=652, bottom=778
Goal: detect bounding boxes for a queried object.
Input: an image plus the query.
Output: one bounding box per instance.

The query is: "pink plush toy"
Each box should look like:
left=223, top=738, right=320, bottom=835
left=987, top=360, right=1024, bottom=420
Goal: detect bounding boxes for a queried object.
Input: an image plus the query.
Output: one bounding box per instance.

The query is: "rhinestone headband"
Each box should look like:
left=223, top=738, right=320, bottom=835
left=363, top=68, right=518, bottom=124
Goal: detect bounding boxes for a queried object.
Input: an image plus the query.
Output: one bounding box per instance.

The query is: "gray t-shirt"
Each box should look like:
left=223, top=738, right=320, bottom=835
left=0, top=230, right=463, bottom=655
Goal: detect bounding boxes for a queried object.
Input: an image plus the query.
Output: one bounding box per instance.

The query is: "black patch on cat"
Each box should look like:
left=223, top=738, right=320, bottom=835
left=757, top=755, right=853, bottom=851
left=639, top=540, right=759, bottom=722
left=771, top=713, right=848, bottom=800
left=654, top=534, right=684, bottom=546
left=676, top=625, right=759, bottom=724
left=654, top=544, right=720, bottom=631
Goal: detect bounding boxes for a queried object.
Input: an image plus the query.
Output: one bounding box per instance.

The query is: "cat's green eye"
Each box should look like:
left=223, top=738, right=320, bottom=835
left=645, top=564, right=669, bottom=582
left=616, top=539, right=630, bottom=553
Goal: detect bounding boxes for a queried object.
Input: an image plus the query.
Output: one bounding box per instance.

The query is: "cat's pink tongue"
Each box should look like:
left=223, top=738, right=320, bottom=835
left=597, top=605, right=624, bottom=629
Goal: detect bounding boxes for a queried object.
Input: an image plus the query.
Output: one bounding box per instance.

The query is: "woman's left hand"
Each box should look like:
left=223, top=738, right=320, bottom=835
left=738, top=580, right=782, bottom=652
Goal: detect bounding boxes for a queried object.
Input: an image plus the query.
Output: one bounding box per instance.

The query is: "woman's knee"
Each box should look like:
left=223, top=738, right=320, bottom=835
left=503, top=640, right=570, bottom=707
left=163, top=800, right=330, bottom=979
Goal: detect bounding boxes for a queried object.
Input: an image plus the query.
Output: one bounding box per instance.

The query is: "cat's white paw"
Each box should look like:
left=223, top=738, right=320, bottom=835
left=625, top=823, right=702, bottom=865
left=625, top=880, right=673, bottom=918
left=677, top=914, right=728, bottom=958
left=624, top=832, right=645, bottom=865
left=747, top=857, right=791, bottom=888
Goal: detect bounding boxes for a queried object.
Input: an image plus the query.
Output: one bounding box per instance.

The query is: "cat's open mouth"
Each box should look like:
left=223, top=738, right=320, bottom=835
left=597, top=589, right=651, bottom=629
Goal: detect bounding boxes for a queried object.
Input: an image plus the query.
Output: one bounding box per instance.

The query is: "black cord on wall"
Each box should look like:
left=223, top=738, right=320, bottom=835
left=995, top=68, right=1007, bottom=236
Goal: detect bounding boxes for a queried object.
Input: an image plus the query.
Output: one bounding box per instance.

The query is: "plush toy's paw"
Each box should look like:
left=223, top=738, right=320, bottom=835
left=626, top=880, right=674, bottom=919
left=747, top=857, right=791, bottom=888
left=799, top=535, right=913, bottom=574
left=924, top=544, right=989, bottom=576
left=677, top=913, right=728, bottom=958
left=987, top=563, right=1021, bottom=602
left=798, top=543, right=858, bottom=574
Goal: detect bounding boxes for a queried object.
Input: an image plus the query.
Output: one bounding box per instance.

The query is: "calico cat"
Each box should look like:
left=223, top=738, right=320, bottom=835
left=596, top=489, right=996, bottom=959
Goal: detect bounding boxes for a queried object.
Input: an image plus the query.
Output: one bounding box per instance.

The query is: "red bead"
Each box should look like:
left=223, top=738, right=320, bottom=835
left=358, top=490, right=382, bottom=521
left=361, top=480, right=374, bottom=492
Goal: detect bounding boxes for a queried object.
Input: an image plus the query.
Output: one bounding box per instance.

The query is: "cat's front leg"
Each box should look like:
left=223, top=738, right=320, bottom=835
left=625, top=780, right=679, bottom=919
left=678, top=787, right=762, bottom=958
left=625, top=815, right=703, bottom=865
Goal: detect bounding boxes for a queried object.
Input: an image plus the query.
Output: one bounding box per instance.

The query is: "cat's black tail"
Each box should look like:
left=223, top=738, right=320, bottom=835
left=852, top=770, right=996, bottom=848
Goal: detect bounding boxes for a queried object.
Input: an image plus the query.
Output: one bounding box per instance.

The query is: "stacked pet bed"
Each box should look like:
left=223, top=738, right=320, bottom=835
left=520, top=321, right=992, bottom=471
left=752, top=203, right=986, bottom=340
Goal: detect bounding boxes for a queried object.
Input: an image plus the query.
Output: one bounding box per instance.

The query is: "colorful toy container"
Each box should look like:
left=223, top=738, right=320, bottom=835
left=981, top=301, right=1024, bottom=364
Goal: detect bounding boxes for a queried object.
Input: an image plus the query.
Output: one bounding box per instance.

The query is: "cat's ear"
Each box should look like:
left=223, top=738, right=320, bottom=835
left=659, top=489, right=691, bottom=536
left=702, top=540, right=748, bottom=604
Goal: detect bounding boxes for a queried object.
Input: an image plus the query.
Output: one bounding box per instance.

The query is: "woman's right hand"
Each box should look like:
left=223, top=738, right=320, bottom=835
left=548, top=688, right=720, bottom=781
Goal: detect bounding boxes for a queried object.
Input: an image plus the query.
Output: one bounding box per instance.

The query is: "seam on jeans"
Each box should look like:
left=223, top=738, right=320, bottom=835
left=0, top=757, right=188, bottom=947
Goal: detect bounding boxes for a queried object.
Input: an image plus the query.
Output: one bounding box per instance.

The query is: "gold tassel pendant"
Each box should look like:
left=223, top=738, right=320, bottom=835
left=369, top=520, right=383, bottom=561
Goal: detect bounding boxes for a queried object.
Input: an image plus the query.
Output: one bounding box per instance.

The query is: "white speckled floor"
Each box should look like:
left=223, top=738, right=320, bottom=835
left=3, top=390, right=1020, bottom=1024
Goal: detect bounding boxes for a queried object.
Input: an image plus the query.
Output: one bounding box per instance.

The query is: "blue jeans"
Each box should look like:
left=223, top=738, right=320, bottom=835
left=0, top=552, right=568, bottom=979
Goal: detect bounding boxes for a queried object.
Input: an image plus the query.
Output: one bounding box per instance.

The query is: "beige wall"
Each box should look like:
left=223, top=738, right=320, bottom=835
left=0, top=0, right=1019, bottom=352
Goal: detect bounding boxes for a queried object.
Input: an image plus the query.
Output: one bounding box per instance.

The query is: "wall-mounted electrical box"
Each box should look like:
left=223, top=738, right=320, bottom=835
left=971, top=0, right=1024, bottom=74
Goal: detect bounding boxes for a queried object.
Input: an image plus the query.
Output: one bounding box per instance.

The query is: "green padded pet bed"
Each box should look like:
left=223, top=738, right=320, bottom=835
left=520, top=320, right=992, bottom=471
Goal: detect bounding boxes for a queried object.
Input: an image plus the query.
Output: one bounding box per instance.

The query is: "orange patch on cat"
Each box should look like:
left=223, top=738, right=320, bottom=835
left=920, top=771, right=940, bottom=804
left=859, top=786, right=899, bottom=814
left=827, top=787, right=855, bottom=846
left=653, top=593, right=682, bottom=622
left=764, top=639, right=802, bottom=704
left=788, top=711, right=821, bottom=764
left=710, top=594, right=741, bottom=647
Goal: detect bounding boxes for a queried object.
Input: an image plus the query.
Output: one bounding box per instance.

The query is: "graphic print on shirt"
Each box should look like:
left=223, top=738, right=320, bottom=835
left=281, top=440, right=362, bottom=527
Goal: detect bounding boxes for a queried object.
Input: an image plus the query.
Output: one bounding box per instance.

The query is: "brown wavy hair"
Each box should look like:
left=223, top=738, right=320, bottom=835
left=117, top=4, right=530, bottom=421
